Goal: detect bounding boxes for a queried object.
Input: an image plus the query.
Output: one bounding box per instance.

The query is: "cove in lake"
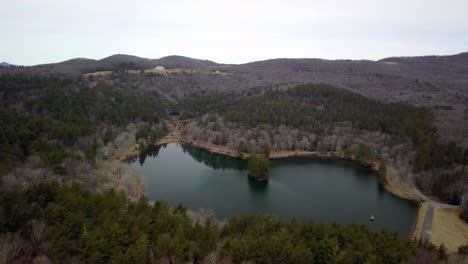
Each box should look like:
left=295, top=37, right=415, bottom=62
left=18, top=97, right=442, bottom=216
left=131, top=143, right=417, bottom=236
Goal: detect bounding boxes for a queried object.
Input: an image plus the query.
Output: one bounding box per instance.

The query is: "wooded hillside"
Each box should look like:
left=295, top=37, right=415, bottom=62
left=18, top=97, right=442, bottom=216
left=180, top=84, right=467, bottom=205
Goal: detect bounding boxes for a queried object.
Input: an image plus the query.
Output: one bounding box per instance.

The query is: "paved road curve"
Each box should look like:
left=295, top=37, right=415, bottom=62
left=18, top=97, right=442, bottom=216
left=386, top=166, right=458, bottom=240
left=420, top=205, right=435, bottom=241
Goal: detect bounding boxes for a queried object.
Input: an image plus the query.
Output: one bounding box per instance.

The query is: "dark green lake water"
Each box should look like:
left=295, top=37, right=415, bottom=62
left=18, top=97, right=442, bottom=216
left=131, top=143, right=417, bottom=235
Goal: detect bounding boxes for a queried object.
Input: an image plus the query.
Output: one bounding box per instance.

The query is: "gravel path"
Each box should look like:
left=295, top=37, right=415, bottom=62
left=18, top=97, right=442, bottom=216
left=386, top=166, right=458, bottom=241
left=421, top=205, right=435, bottom=240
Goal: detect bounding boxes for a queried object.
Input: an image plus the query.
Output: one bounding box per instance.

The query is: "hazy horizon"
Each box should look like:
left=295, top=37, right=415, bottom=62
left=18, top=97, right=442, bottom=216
left=4, top=50, right=468, bottom=67
left=3, top=0, right=468, bottom=66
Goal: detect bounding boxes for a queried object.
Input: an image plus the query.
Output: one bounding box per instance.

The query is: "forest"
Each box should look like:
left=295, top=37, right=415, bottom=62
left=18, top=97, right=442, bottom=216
left=0, top=74, right=167, bottom=178
left=0, top=181, right=445, bottom=264
left=181, top=84, right=465, bottom=171
left=1, top=72, right=467, bottom=263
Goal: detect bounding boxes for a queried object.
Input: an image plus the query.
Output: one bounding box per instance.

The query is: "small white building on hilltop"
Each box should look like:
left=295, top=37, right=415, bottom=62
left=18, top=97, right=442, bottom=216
left=155, top=66, right=165, bottom=70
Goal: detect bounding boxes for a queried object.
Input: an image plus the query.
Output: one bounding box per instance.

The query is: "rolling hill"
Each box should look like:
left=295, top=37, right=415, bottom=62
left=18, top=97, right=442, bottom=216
left=1, top=52, right=467, bottom=146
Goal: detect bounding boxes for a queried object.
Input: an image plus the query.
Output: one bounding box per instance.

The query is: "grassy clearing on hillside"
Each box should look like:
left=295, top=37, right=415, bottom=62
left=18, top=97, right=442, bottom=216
left=84, top=68, right=228, bottom=76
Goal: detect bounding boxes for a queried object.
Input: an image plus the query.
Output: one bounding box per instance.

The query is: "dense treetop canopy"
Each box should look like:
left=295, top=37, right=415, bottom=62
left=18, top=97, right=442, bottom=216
left=248, top=154, right=270, bottom=181
left=0, top=74, right=167, bottom=176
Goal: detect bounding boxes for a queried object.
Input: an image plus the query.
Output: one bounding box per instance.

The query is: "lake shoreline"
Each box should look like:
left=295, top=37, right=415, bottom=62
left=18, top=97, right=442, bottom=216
left=180, top=138, right=428, bottom=238
left=175, top=138, right=419, bottom=200
left=124, top=135, right=423, bottom=237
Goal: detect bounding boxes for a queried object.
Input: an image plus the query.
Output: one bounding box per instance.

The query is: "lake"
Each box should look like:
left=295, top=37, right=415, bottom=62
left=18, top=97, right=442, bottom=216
left=131, top=143, right=417, bottom=235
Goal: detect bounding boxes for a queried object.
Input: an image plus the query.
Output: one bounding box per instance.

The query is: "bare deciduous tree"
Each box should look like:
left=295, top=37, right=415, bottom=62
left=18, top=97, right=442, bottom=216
left=32, top=255, right=53, bottom=264
left=0, top=233, right=26, bottom=264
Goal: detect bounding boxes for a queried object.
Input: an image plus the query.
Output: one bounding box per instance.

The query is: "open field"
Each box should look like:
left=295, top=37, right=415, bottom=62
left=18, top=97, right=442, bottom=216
left=431, top=208, right=468, bottom=252
left=83, top=68, right=228, bottom=77
left=380, top=61, right=399, bottom=65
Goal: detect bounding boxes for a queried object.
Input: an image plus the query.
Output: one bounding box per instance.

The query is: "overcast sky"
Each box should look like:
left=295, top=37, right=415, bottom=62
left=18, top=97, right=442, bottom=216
left=2, top=0, right=468, bottom=65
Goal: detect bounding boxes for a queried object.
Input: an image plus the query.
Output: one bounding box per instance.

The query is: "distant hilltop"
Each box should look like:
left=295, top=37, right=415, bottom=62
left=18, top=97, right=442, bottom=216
left=0, top=62, right=15, bottom=67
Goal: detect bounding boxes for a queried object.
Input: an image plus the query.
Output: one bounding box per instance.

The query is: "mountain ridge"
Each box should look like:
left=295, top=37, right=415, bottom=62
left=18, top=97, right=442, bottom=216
left=5, top=51, right=468, bottom=68
left=0, top=62, right=14, bottom=67
left=1, top=51, right=466, bottom=147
